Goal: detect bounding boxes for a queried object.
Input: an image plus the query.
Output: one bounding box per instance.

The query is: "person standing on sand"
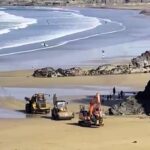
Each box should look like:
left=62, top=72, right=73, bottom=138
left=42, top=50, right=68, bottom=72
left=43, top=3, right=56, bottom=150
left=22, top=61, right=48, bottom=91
left=113, top=87, right=116, bottom=96
left=113, top=87, right=116, bottom=100
left=101, top=50, right=105, bottom=59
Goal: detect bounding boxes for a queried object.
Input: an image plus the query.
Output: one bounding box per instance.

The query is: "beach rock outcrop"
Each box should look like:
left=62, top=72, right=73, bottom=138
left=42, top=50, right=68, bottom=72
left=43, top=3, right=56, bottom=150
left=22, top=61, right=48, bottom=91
left=33, top=51, right=150, bottom=78
left=33, top=67, right=57, bottom=77
left=108, top=80, right=150, bottom=115
left=108, top=96, right=144, bottom=115
left=135, top=80, right=150, bottom=115
left=89, top=64, right=131, bottom=75
left=140, top=9, right=150, bottom=15
left=56, top=67, right=84, bottom=76
left=131, top=51, right=150, bottom=68
left=33, top=67, right=84, bottom=77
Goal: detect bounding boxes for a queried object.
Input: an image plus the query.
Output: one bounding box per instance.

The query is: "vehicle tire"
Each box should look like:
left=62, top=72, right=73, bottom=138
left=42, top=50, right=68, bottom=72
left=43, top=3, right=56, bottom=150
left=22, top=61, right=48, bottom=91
left=52, top=108, right=59, bottom=120
left=99, top=117, right=104, bottom=126
left=25, top=104, right=31, bottom=113
left=45, top=109, right=50, bottom=114
left=51, top=109, right=56, bottom=119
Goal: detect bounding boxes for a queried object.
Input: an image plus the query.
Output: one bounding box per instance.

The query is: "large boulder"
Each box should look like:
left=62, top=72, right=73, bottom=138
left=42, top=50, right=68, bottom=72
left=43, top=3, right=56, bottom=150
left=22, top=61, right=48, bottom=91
left=108, top=96, right=144, bottom=115
left=108, top=80, right=150, bottom=115
left=33, top=67, right=57, bottom=77
left=33, top=67, right=84, bottom=77
left=131, top=51, right=150, bottom=68
left=56, top=67, right=83, bottom=76
left=135, top=80, right=150, bottom=115
left=140, top=10, right=150, bottom=15
left=89, top=64, right=130, bottom=75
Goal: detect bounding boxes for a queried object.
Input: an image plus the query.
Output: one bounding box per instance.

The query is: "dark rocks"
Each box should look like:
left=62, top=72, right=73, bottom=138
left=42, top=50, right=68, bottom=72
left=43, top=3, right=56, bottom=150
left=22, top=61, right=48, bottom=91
left=131, top=51, right=150, bottom=68
left=56, top=67, right=83, bottom=77
left=108, top=96, right=144, bottom=115
left=33, top=67, right=84, bottom=78
left=135, top=80, right=150, bottom=115
left=88, top=64, right=131, bottom=75
left=108, top=80, right=150, bottom=116
left=33, top=51, right=150, bottom=78
left=140, top=9, right=150, bottom=15
left=33, top=67, right=57, bottom=77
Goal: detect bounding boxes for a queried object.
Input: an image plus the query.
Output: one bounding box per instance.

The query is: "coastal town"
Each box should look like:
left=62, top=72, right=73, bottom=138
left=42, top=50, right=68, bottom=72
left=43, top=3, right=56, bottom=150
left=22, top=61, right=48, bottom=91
left=0, top=0, right=150, bottom=6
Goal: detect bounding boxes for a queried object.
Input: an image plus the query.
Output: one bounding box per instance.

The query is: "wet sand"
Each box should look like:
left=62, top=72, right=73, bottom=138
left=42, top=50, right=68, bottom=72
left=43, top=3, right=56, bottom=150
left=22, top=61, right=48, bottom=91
left=0, top=70, right=149, bottom=90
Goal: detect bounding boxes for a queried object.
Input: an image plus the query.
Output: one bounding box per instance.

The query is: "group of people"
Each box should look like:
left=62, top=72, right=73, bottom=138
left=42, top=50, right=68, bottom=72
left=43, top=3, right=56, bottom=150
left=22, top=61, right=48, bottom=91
left=106, top=87, right=125, bottom=101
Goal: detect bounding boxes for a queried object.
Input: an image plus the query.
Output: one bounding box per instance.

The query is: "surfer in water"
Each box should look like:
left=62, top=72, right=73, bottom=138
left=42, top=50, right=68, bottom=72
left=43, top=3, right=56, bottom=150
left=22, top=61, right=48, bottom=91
left=41, top=42, right=48, bottom=47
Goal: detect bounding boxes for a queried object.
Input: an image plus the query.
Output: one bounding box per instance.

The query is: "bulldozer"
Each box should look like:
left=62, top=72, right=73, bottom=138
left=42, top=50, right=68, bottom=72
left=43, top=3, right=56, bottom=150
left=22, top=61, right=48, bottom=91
left=25, top=93, right=50, bottom=114
left=51, top=100, right=74, bottom=120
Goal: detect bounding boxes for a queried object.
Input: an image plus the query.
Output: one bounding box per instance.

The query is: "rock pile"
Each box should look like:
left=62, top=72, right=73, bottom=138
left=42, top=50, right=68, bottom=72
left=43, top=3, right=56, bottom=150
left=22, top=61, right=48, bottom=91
left=108, top=80, right=150, bottom=115
left=140, top=10, right=150, bottom=15
left=33, top=51, right=150, bottom=78
left=131, top=51, right=150, bottom=68
left=33, top=67, right=85, bottom=77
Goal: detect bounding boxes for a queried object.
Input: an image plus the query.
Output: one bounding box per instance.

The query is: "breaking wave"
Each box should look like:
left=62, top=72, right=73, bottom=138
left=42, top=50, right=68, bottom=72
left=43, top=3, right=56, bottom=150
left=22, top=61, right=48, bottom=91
left=0, top=10, right=37, bottom=35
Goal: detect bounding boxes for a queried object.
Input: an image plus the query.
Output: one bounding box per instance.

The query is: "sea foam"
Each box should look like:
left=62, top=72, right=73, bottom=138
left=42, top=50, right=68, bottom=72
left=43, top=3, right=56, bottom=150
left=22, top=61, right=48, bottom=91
left=0, top=11, right=37, bottom=35
left=0, top=9, right=101, bottom=50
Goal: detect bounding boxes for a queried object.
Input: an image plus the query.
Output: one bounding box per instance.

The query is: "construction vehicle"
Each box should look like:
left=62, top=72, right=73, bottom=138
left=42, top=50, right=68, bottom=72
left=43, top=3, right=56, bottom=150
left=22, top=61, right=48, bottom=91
left=51, top=100, right=74, bottom=120
left=78, top=105, right=104, bottom=127
left=25, top=93, right=50, bottom=114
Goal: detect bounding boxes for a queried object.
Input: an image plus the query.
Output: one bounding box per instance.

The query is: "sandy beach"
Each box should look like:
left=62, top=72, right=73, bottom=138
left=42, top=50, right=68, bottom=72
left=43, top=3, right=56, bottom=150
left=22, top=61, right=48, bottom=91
left=0, top=6, right=150, bottom=150
left=0, top=70, right=150, bottom=149
left=0, top=116, right=150, bottom=150
left=0, top=70, right=149, bottom=89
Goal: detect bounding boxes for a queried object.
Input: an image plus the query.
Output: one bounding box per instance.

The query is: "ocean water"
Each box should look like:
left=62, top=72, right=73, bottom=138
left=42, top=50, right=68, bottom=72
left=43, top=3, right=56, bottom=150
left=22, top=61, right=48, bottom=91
left=0, top=7, right=150, bottom=70
left=0, top=86, right=134, bottom=100
left=0, top=7, right=101, bottom=50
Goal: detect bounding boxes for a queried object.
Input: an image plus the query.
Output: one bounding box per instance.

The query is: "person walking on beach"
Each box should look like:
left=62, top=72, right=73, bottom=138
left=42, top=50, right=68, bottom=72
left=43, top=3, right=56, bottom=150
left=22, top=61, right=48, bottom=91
left=113, top=87, right=116, bottom=96
left=113, top=87, right=116, bottom=100
left=101, top=50, right=105, bottom=59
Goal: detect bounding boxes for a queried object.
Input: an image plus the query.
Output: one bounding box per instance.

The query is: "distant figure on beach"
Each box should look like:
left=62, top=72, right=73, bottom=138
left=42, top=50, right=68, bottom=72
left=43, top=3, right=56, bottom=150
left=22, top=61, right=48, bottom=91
left=113, top=87, right=116, bottom=96
left=41, top=42, right=48, bottom=47
left=113, top=87, right=116, bottom=100
left=120, top=90, right=124, bottom=99
left=101, top=50, right=105, bottom=59
left=53, top=94, right=57, bottom=106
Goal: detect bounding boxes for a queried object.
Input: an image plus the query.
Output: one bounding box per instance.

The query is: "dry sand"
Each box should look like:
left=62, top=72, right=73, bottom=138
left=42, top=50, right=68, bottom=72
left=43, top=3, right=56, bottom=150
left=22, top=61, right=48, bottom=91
left=0, top=98, right=150, bottom=150
left=0, top=116, right=150, bottom=150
